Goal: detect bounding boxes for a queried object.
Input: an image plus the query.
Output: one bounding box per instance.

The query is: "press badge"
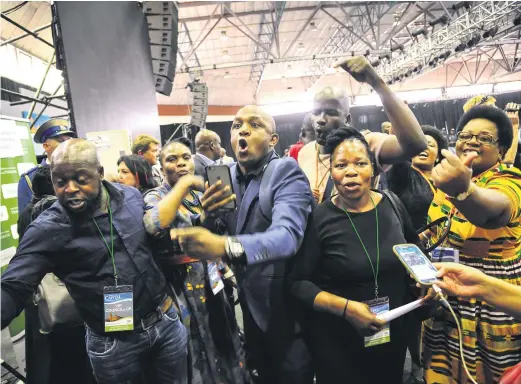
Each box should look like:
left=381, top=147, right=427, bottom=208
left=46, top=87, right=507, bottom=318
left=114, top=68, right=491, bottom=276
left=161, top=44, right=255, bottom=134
left=363, top=296, right=390, bottom=348
left=103, top=285, right=134, bottom=332
left=430, top=247, right=459, bottom=263
left=208, top=261, right=224, bottom=295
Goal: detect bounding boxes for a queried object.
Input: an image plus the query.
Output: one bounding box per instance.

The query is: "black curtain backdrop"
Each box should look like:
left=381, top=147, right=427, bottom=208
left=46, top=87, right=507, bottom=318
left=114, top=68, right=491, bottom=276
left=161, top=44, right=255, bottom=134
left=160, top=91, right=521, bottom=157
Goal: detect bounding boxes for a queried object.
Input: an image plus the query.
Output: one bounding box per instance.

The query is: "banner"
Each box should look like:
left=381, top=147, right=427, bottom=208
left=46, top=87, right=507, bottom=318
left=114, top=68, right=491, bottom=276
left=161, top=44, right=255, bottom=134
left=0, top=115, right=37, bottom=340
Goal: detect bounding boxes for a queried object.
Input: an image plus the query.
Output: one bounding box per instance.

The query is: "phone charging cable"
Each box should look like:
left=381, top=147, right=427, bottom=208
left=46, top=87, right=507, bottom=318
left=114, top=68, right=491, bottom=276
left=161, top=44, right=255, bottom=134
left=432, top=285, right=478, bottom=384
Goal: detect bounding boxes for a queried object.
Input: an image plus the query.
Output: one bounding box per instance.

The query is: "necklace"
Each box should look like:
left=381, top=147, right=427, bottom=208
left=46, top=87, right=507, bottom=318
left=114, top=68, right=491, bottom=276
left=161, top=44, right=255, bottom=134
left=182, top=190, right=202, bottom=215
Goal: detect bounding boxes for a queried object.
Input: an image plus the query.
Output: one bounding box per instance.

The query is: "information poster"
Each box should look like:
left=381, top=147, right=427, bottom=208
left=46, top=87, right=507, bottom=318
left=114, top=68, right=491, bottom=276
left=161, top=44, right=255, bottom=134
left=0, top=116, right=37, bottom=340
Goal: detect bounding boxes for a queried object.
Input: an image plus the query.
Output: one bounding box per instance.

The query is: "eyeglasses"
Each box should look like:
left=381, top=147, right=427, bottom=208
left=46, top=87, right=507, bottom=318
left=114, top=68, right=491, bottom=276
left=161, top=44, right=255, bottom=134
left=457, top=132, right=498, bottom=145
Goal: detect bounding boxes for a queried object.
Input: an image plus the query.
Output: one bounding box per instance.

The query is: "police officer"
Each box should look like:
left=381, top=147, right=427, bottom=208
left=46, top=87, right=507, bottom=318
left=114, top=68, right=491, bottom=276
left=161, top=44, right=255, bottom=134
left=17, top=119, right=75, bottom=213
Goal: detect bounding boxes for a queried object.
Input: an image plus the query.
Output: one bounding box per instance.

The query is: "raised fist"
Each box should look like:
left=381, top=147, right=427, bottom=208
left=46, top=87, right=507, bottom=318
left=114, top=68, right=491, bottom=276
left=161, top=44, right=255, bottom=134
left=333, top=56, right=381, bottom=87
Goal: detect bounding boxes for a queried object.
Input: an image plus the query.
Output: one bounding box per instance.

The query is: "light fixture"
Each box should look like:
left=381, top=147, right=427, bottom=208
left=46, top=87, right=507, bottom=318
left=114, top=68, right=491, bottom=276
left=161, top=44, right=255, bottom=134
left=392, top=14, right=401, bottom=27
left=483, top=26, right=498, bottom=39
left=455, top=42, right=467, bottom=52
left=467, top=35, right=481, bottom=48
left=223, top=49, right=230, bottom=59
left=297, top=42, right=305, bottom=51
left=363, top=50, right=371, bottom=57
left=379, top=53, right=391, bottom=62
left=438, top=50, right=451, bottom=61
left=452, top=1, right=471, bottom=11
left=391, top=43, right=404, bottom=53
left=429, top=15, right=449, bottom=28
left=371, top=60, right=381, bottom=68
left=514, top=15, right=521, bottom=26
left=411, top=27, right=428, bottom=39
left=429, top=57, right=439, bottom=66
left=310, top=21, right=317, bottom=32
left=220, top=30, right=228, bottom=40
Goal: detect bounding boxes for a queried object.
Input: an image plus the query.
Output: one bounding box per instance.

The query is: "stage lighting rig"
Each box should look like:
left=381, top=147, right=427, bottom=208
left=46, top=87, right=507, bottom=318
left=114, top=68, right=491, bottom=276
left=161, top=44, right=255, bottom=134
left=467, top=34, right=481, bottom=48
left=455, top=42, right=467, bottom=52
left=429, top=57, right=439, bottom=67
left=514, top=15, right=521, bottom=26
left=371, top=60, right=381, bottom=68
left=438, top=50, right=451, bottom=61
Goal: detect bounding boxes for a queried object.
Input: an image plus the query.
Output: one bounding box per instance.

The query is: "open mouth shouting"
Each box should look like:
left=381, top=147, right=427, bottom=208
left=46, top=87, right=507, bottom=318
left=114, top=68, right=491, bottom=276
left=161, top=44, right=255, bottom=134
left=417, top=151, right=429, bottom=160
left=343, top=181, right=361, bottom=192
left=66, top=198, right=86, bottom=211
left=238, top=138, right=249, bottom=155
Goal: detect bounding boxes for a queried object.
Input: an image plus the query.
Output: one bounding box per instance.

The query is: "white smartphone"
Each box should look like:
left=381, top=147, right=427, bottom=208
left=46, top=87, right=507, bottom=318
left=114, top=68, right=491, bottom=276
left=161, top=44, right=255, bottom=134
left=392, top=244, right=440, bottom=286
left=206, top=164, right=237, bottom=211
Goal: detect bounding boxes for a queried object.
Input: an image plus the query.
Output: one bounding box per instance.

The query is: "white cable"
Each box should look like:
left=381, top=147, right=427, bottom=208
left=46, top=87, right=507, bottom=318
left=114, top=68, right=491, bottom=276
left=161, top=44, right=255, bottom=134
left=433, top=285, right=478, bottom=384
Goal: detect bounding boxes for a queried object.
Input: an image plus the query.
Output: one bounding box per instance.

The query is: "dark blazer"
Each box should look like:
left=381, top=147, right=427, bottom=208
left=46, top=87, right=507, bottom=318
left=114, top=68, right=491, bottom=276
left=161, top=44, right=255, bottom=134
left=193, top=153, right=211, bottom=178
left=224, top=154, right=314, bottom=334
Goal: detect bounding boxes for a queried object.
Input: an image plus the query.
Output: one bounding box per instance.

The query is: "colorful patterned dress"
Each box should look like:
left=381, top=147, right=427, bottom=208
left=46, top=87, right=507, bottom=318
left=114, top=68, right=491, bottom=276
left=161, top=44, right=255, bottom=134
left=423, top=164, right=521, bottom=383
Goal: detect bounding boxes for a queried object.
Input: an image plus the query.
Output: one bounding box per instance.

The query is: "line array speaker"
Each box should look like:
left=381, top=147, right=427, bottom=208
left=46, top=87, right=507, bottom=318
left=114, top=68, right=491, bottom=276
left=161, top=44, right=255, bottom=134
left=143, top=2, right=178, bottom=95
left=187, top=81, right=208, bottom=129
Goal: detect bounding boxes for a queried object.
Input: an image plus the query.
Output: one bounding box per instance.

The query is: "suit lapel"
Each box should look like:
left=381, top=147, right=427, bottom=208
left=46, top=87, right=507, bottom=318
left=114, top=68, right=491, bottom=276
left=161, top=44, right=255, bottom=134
left=235, top=176, right=261, bottom=234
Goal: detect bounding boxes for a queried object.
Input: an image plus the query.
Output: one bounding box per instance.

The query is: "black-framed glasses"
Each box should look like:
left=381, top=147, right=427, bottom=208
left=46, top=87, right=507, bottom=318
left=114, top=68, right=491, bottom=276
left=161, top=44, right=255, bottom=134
left=457, top=132, right=498, bottom=145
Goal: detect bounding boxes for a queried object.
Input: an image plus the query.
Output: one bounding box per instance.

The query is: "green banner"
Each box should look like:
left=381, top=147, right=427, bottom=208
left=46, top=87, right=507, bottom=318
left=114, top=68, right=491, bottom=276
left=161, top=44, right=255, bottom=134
left=0, top=116, right=37, bottom=340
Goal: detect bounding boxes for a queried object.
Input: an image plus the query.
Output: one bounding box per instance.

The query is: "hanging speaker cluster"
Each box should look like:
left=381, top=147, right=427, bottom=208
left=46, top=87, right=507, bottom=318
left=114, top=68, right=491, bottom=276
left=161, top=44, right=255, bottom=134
left=187, top=80, right=208, bottom=129
left=143, top=2, right=178, bottom=96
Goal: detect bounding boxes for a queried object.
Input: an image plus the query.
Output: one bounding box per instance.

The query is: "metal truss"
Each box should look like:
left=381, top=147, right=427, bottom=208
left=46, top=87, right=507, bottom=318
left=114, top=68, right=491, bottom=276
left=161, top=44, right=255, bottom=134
left=378, top=1, right=520, bottom=81
left=249, top=1, right=286, bottom=102
left=177, top=21, right=203, bottom=80
left=303, top=2, right=438, bottom=91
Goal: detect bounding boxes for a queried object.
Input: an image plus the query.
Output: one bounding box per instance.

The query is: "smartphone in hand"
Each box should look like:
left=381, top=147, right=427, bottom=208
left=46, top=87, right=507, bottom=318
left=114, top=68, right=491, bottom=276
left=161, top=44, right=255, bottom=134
left=206, top=165, right=237, bottom=211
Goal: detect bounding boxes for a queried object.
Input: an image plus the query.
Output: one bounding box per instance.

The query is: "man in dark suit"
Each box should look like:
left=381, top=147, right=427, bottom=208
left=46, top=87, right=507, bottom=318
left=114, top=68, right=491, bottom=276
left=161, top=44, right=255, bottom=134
left=193, top=129, right=222, bottom=177
left=171, top=105, right=315, bottom=384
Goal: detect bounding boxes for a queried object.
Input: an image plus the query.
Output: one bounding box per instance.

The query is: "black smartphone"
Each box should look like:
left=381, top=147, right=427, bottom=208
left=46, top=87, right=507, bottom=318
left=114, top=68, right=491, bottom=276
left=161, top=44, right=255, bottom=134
left=206, top=164, right=237, bottom=211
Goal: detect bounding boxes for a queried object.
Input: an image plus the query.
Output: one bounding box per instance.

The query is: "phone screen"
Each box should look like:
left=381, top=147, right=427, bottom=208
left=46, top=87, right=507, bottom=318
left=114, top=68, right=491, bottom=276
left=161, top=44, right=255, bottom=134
left=393, top=244, right=439, bottom=285
left=206, top=165, right=236, bottom=211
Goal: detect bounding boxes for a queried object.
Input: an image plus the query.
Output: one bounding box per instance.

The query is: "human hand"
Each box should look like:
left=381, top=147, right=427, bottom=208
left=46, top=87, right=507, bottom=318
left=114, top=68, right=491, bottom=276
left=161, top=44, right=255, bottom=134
left=170, top=227, right=226, bottom=260
left=344, top=300, right=386, bottom=336
left=432, top=262, right=489, bottom=300
left=432, top=149, right=477, bottom=197
left=333, top=56, right=382, bottom=88
left=200, top=180, right=236, bottom=220
left=505, top=102, right=520, bottom=127
left=420, top=286, right=444, bottom=305
left=179, top=175, right=206, bottom=192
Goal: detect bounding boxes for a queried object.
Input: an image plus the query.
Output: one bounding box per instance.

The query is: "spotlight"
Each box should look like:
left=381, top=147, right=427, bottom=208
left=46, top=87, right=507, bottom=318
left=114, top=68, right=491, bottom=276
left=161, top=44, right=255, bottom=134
left=412, top=64, right=423, bottom=73
left=514, top=15, right=521, bottom=26
left=483, top=26, right=498, bottom=39
left=371, top=60, right=381, bottom=68
left=364, top=50, right=371, bottom=57
left=429, top=57, right=439, bottom=66
left=429, top=15, right=449, bottom=27
left=455, top=42, right=467, bottom=52
left=310, top=21, right=317, bottom=32
left=379, top=53, right=391, bottom=62
left=411, top=27, right=428, bottom=39
left=467, top=35, right=481, bottom=48
left=220, top=30, right=228, bottom=40
left=391, top=43, right=404, bottom=53
left=438, top=50, right=451, bottom=61
left=387, top=79, right=394, bottom=85
left=452, top=1, right=471, bottom=11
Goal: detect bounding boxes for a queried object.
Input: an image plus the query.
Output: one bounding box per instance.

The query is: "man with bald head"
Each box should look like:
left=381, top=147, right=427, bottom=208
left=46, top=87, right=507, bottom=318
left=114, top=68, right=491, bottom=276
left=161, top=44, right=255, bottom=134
left=1, top=139, right=188, bottom=384
left=298, top=56, right=426, bottom=203
left=170, top=105, right=315, bottom=383
left=193, top=128, right=222, bottom=177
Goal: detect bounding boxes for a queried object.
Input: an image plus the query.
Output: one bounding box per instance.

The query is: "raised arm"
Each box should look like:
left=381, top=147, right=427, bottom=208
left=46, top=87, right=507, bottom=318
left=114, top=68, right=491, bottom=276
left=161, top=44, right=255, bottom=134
left=335, top=57, right=427, bottom=165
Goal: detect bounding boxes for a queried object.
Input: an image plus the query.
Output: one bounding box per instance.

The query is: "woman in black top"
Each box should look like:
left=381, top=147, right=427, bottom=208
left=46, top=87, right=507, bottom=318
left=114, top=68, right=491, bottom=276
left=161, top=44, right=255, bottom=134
left=288, top=127, right=416, bottom=384
left=388, top=125, right=448, bottom=231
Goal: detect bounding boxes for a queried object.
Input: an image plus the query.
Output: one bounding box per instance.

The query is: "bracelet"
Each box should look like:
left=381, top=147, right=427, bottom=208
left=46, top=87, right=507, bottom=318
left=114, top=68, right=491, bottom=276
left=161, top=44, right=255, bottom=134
left=342, top=299, right=349, bottom=318
left=223, top=270, right=234, bottom=279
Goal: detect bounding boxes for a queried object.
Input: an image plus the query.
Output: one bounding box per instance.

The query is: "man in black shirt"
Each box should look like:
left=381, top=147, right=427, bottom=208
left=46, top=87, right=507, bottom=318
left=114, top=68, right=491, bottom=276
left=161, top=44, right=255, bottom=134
left=1, top=139, right=188, bottom=384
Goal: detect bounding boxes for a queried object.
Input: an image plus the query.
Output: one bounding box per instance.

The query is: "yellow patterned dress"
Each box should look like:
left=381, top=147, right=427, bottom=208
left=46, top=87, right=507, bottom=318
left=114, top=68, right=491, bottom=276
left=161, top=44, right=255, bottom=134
left=423, top=163, right=521, bottom=384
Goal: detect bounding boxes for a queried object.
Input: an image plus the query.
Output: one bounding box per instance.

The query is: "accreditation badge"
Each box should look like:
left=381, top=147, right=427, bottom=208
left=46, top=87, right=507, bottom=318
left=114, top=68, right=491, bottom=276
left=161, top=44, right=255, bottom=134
left=363, top=296, right=390, bottom=348
left=208, top=261, right=224, bottom=295
left=430, top=247, right=459, bottom=263
left=103, top=285, right=134, bottom=332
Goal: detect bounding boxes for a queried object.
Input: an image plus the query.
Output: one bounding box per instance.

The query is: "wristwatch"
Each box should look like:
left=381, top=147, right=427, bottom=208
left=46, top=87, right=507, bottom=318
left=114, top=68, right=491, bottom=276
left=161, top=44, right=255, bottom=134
left=447, top=182, right=476, bottom=201
left=225, top=237, right=246, bottom=265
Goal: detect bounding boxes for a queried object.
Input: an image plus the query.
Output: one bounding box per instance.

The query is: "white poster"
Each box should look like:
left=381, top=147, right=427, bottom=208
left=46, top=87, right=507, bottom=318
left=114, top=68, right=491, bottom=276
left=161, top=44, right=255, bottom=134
left=0, top=121, right=24, bottom=159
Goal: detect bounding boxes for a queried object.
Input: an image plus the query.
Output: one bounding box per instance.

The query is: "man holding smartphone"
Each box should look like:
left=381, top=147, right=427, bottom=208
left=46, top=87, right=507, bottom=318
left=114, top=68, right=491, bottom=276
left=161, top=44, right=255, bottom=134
left=172, top=105, right=315, bottom=384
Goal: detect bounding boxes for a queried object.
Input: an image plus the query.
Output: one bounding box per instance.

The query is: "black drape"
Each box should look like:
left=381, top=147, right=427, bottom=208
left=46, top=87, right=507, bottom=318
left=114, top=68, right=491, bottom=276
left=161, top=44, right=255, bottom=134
left=160, top=90, right=521, bottom=156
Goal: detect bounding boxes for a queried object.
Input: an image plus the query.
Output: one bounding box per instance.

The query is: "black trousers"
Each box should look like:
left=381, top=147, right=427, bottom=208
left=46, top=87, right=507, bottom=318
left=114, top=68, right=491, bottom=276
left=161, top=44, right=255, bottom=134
left=242, top=307, right=314, bottom=384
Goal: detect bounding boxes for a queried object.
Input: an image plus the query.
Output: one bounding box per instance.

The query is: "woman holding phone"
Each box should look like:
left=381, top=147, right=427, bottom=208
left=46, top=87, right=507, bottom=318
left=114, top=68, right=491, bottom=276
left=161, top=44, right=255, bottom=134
left=287, top=127, right=420, bottom=384
left=143, top=139, right=250, bottom=384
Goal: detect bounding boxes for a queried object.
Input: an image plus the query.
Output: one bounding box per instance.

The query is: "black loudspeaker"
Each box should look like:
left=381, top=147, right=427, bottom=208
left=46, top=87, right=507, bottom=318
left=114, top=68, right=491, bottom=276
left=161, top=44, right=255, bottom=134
left=143, top=2, right=178, bottom=95
left=187, top=81, right=208, bottom=128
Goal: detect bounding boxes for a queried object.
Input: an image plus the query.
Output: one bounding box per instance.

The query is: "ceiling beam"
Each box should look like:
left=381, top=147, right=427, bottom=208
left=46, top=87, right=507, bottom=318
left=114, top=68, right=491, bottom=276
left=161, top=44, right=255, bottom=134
left=282, top=3, right=322, bottom=58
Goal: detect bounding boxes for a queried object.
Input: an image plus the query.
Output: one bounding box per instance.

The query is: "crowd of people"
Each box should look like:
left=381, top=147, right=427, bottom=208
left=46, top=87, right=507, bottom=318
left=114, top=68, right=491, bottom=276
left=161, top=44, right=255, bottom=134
left=2, top=56, right=521, bottom=384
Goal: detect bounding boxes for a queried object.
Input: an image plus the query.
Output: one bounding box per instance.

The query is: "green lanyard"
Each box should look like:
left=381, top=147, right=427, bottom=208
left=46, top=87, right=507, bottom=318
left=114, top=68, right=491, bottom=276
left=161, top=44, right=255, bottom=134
left=92, top=195, right=118, bottom=286
left=343, top=195, right=380, bottom=299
